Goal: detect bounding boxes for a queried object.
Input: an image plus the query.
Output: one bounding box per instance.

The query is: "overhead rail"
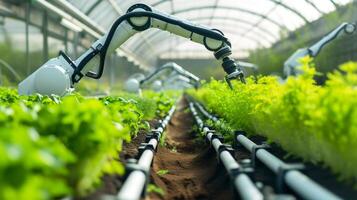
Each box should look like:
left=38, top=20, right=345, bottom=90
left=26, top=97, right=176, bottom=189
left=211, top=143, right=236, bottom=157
left=117, top=104, right=176, bottom=200
left=191, top=98, right=342, bottom=200
left=188, top=99, right=264, bottom=200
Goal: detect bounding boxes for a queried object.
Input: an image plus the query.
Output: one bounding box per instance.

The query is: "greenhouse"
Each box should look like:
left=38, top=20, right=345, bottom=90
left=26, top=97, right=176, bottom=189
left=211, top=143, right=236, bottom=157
left=0, top=0, right=357, bottom=199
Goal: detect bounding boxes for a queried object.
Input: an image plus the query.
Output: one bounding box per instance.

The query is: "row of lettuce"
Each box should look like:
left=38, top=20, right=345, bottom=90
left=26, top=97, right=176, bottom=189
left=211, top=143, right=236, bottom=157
left=0, top=88, right=177, bottom=200
left=190, top=58, right=357, bottom=185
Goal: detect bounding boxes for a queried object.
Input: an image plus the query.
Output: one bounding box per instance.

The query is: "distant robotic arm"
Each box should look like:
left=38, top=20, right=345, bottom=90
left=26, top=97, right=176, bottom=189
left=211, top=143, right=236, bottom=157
left=125, top=62, right=199, bottom=93
left=284, top=22, right=356, bottom=77
left=140, top=62, right=199, bottom=87
left=19, top=3, right=243, bottom=96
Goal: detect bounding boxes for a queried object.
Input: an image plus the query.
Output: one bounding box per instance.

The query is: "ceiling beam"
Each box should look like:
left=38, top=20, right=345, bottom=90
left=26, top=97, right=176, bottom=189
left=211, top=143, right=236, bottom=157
left=267, top=0, right=309, bottom=23
left=304, top=0, right=325, bottom=14
left=85, top=0, right=102, bottom=15
left=172, top=5, right=286, bottom=29
left=329, top=0, right=339, bottom=8
left=130, top=15, right=278, bottom=54
left=135, top=28, right=269, bottom=58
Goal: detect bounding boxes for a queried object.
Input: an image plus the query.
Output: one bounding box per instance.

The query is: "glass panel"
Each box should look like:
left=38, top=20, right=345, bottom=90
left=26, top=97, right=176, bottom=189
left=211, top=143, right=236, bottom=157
left=281, top=0, right=321, bottom=21
left=172, top=0, right=216, bottom=12
left=309, top=0, right=335, bottom=13
left=48, top=37, right=65, bottom=58
left=28, top=25, right=44, bottom=75
left=68, top=0, right=97, bottom=13
left=0, top=18, right=26, bottom=82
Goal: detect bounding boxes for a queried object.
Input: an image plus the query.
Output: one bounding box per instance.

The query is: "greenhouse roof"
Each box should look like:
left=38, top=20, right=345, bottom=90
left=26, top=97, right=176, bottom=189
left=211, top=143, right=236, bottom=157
left=64, top=0, right=351, bottom=66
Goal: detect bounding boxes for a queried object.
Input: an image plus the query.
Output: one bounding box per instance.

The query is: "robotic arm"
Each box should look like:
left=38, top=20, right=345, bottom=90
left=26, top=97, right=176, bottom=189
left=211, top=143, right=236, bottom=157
left=283, top=22, right=356, bottom=77
left=124, top=62, right=199, bottom=93
left=162, top=74, right=196, bottom=90
left=141, top=62, right=199, bottom=87
left=19, top=3, right=243, bottom=96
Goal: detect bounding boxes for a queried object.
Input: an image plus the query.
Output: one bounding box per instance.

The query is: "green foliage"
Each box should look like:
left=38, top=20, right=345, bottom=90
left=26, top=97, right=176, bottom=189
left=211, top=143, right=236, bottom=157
left=103, top=92, right=157, bottom=120
left=156, top=169, right=169, bottom=176
left=147, top=184, right=165, bottom=197
left=142, top=90, right=178, bottom=118
left=190, top=59, right=357, bottom=184
left=0, top=88, right=176, bottom=199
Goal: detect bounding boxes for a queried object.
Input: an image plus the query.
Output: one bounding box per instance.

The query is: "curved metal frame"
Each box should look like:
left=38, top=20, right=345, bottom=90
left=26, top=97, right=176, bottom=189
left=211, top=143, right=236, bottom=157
left=85, top=0, right=102, bottom=15
left=171, top=5, right=286, bottom=29
left=192, top=16, right=279, bottom=40
left=133, top=14, right=279, bottom=47
left=267, top=0, right=309, bottom=23
left=132, top=29, right=270, bottom=55
left=193, top=19, right=275, bottom=42
left=130, top=14, right=278, bottom=53
left=132, top=20, right=273, bottom=56
left=128, top=5, right=287, bottom=57
left=304, top=0, right=325, bottom=14
left=133, top=28, right=268, bottom=57
left=147, top=26, right=269, bottom=51
left=151, top=0, right=315, bottom=26
left=137, top=29, right=267, bottom=59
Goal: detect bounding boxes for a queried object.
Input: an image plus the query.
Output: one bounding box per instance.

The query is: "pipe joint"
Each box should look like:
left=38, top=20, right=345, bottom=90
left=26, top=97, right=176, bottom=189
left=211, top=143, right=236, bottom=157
left=276, top=163, right=305, bottom=193
left=233, top=130, right=247, bottom=148
left=138, top=142, right=156, bottom=157
left=145, top=131, right=161, bottom=143
left=251, top=143, right=270, bottom=168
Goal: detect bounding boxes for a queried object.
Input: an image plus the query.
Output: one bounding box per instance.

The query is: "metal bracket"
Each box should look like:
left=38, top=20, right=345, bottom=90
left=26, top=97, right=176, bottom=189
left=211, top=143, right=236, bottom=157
left=251, top=143, right=270, bottom=168
left=204, top=129, right=216, bottom=144
left=145, top=130, right=161, bottom=143
left=138, top=142, right=155, bottom=157
left=211, top=133, right=224, bottom=143
left=218, top=144, right=234, bottom=157
left=276, top=163, right=305, bottom=193
left=233, top=130, right=247, bottom=149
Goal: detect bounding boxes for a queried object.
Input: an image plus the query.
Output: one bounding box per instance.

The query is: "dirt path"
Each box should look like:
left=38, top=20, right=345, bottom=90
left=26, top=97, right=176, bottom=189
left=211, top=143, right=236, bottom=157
left=147, top=98, right=232, bottom=200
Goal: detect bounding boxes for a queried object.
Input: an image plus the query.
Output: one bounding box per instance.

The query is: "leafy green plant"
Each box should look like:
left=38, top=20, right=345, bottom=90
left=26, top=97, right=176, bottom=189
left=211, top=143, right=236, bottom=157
left=190, top=58, right=357, bottom=184
left=169, top=146, right=177, bottom=153
left=0, top=88, right=176, bottom=199
left=143, top=90, right=178, bottom=118
left=147, top=184, right=165, bottom=197
left=156, top=169, right=169, bottom=176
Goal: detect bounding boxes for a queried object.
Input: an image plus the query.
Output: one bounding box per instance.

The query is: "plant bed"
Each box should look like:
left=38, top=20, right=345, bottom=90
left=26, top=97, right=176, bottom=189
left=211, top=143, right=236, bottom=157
left=0, top=87, right=177, bottom=200
left=148, top=97, right=233, bottom=200
left=189, top=59, right=357, bottom=187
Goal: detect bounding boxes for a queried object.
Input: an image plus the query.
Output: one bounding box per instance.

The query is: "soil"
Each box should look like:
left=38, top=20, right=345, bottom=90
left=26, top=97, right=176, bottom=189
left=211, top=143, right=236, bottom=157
left=80, top=120, right=160, bottom=200
left=147, top=98, right=233, bottom=200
